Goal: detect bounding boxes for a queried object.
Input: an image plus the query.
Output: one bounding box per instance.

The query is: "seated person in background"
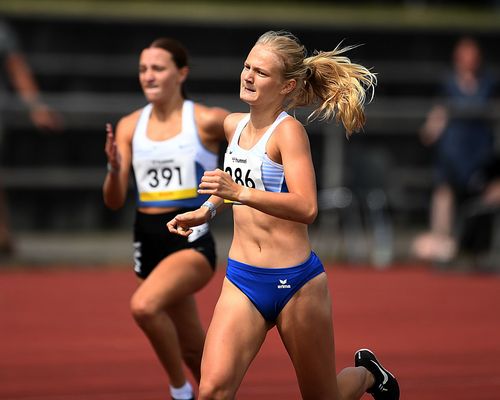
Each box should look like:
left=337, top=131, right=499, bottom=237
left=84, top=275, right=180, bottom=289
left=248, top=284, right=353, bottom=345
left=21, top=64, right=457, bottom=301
left=412, top=36, right=499, bottom=264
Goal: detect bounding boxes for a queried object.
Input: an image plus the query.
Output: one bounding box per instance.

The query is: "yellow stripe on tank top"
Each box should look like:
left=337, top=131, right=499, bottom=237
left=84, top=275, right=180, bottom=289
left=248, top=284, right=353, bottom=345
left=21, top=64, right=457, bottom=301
left=140, top=188, right=198, bottom=201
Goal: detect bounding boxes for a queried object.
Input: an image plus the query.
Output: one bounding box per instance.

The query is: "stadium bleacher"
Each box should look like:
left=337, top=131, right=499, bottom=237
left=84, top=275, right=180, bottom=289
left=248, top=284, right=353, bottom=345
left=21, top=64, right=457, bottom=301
left=1, top=12, right=499, bottom=265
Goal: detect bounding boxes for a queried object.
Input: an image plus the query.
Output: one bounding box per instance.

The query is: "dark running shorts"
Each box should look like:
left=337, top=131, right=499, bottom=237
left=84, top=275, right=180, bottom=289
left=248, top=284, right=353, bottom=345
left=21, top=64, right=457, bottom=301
left=133, top=209, right=217, bottom=279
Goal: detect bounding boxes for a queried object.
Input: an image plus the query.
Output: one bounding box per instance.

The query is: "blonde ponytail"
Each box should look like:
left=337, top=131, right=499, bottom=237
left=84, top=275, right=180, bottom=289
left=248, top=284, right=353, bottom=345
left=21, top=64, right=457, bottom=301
left=256, top=31, right=377, bottom=136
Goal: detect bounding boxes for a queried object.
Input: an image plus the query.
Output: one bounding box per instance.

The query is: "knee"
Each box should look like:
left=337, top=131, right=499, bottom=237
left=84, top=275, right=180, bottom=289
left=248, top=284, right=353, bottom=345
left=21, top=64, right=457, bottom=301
left=198, top=378, right=234, bottom=400
left=130, top=293, right=159, bottom=326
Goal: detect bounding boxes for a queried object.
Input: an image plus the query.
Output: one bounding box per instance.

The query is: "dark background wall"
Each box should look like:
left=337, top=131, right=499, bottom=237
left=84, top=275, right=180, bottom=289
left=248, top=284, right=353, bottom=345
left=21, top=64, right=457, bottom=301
left=1, top=8, right=499, bottom=234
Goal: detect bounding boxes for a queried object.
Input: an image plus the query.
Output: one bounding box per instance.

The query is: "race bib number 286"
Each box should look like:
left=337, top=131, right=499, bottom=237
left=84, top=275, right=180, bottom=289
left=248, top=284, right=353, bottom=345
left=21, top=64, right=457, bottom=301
left=224, top=166, right=256, bottom=188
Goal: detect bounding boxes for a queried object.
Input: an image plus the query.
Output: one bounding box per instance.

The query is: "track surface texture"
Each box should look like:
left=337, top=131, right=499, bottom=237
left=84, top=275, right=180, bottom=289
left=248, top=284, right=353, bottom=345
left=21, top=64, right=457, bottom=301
left=1, top=264, right=499, bottom=400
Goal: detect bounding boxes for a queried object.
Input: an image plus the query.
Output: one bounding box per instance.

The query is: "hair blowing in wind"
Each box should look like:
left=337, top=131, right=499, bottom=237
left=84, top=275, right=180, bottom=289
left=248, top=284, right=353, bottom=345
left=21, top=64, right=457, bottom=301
left=256, top=31, right=377, bottom=135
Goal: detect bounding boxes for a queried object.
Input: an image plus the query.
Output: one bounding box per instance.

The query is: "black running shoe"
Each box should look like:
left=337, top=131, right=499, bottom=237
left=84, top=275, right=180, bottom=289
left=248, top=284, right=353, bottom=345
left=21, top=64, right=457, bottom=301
left=355, top=348, right=399, bottom=400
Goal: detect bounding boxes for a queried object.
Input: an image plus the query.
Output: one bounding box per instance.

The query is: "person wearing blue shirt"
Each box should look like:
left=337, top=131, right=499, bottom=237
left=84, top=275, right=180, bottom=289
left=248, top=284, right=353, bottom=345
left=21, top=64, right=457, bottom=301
left=413, top=36, right=499, bottom=264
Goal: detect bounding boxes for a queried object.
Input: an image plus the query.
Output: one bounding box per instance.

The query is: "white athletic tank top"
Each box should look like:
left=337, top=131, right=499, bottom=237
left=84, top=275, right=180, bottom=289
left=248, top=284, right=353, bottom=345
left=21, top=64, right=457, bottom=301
left=223, top=111, right=289, bottom=202
left=132, top=100, right=218, bottom=208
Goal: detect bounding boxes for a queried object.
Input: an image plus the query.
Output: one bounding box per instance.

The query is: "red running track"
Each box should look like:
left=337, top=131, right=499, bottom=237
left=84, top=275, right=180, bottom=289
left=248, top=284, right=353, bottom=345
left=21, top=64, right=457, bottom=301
left=1, top=264, right=499, bottom=400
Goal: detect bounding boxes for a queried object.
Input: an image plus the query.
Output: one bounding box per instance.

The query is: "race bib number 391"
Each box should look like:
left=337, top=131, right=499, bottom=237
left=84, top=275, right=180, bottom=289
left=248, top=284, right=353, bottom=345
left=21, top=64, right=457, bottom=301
left=137, top=158, right=198, bottom=202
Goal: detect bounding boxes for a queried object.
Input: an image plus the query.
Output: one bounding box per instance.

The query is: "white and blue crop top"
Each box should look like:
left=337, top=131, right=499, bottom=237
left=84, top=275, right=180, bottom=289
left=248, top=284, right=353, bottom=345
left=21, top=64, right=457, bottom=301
left=132, top=100, right=218, bottom=208
left=223, top=111, right=289, bottom=197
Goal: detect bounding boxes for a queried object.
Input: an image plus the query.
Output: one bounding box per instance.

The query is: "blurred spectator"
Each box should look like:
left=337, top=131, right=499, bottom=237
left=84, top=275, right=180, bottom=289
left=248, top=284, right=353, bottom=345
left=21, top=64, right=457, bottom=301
left=0, top=18, right=63, bottom=255
left=412, top=36, right=500, bottom=264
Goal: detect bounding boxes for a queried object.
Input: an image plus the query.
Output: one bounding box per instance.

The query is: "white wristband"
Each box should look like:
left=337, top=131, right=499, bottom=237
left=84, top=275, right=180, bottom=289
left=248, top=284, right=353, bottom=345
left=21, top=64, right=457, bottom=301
left=201, top=201, right=217, bottom=219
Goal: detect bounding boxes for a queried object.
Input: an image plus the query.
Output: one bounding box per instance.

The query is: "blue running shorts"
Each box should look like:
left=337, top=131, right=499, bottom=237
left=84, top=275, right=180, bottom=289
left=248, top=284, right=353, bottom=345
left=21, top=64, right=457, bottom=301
left=225, top=252, right=325, bottom=322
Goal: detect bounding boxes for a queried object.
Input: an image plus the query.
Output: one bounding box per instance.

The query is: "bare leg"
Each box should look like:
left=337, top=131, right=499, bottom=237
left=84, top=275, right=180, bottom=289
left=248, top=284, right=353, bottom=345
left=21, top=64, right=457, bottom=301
left=337, top=367, right=374, bottom=400
left=277, top=273, right=337, bottom=399
left=412, top=184, right=457, bottom=262
left=168, top=295, right=207, bottom=383
left=130, top=249, right=213, bottom=387
left=198, top=278, right=269, bottom=400
left=431, top=184, right=454, bottom=236
left=278, top=273, right=376, bottom=400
